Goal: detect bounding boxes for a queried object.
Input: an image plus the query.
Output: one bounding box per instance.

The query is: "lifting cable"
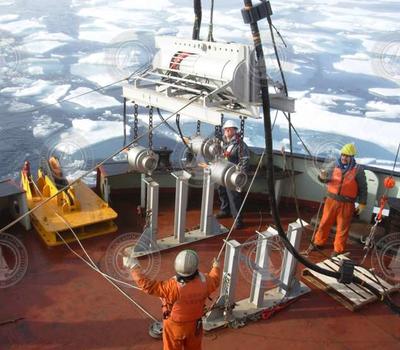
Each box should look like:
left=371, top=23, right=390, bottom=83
left=1, top=95, right=204, bottom=322
left=0, top=94, right=203, bottom=235
left=217, top=150, right=265, bottom=261
left=175, top=114, right=193, bottom=153
left=27, top=175, right=159, bottom=322
left=243, top=0, right=400, bottom=314
left=28, top=181, right=140, bottom=292
left=156, top=108, right=179, bottom=135
left=10, top=63, right=150, bottom=118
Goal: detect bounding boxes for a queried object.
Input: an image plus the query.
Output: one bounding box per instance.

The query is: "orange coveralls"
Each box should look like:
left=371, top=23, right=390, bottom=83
left=314, top=164, right=367, bottom=253
left=131, top=266, right=220, bottom=350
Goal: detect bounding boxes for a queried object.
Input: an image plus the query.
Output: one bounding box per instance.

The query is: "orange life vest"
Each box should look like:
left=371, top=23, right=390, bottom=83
left=327, top=166, right=358, bottom=200
left=169, top=273, right=208, bottom=323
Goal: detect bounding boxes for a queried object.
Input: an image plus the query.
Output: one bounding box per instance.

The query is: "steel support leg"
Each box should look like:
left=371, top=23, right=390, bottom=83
left=140, top=173, right=146, bottom=209
left=134, top=177, right=159, bottom=253
left=200, top=168, right=220, bottom=235
left=203, top=239, right=241, bottom=329
left=279, top=222, right=303, bottom=296
left=249, top=227, right=279, bottom=308
left=172, top=171, right=191, bottom=243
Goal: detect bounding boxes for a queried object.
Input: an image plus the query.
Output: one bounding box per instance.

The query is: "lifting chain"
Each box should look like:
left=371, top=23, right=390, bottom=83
left=144, top=208, right=152, bottom=230
left=239, top=115, right=246, bottom=160
left=222, top=272, right=234, bottom=321
left=196, top=120, right=201, bottom=136
left=148, top=106, right=153, bottom=150
left=215, top=113, right=224, bottom=140
left=133, top=103, right=139, bottom=142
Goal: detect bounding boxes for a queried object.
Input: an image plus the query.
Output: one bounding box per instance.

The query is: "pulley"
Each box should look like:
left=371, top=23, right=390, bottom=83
left=209, top=160, right=247, bottom=191
left=148, top=320, right=163, bottom=339
left=188, top=135, right=220, bottom=162
left=127, top=145, right=159, bottom=174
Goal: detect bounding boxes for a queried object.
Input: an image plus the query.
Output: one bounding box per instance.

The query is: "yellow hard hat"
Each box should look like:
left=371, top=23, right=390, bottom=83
left=340, top=143, right=356, bottom=156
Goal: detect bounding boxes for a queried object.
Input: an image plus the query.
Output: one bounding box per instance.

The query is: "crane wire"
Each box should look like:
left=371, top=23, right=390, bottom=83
left=15, top=96, right=206, bottom=321
left=0, top=94, right=203, bottom=234
left=10, top=63, right=151, bottom=117
left=217, top=150, right=265, bottom=261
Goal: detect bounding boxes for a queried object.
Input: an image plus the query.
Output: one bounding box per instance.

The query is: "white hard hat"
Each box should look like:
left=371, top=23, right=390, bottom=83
left=174, top=250, right=199, bottom=277
left=222, top=120, right=238, bottom=129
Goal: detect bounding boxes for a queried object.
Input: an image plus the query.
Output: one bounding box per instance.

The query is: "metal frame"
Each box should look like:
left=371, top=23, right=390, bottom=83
left=134, top=177, right=159, bottom=254
left=200, top=168, right=221, bottom=235
left=203, top=239, right=241, bottom=329
left=123, top=36, right=295, bottom=125
left=203, top=221, right=311, bottom=331
left=172, top=170, right=191, bottom=243
left=131, top=170, right=228, bottom=257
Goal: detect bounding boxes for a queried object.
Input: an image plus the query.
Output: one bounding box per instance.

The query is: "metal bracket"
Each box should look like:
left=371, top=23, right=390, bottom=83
left=241, top=1, right=273, bottom=24
left=203, top=239, right=241, bottom=330
left=134, top=177, right=159, bottom=254
left=200, top=168, right=221, bottom=235
left=203, top=220, right=311, bottom=331
left=172, top=170, right=191, bottom=243
left=279, top=222, right=304, bottom=296
left=130, top=170, right=228, bottom=257
left=249, top=227, right=279, bottom=308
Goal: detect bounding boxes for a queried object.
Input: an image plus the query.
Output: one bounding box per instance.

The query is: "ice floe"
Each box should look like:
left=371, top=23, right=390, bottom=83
left=33, top=115, right=65, bottom=138
left=0, top=19, right=45, bottom=35
left=39, top=85, right=70, bottom=105
left=65, top=87, right=120, bottom=108
left=17, top=40, right=67, bottom=55
left=369, top=88, right=400, bottom=98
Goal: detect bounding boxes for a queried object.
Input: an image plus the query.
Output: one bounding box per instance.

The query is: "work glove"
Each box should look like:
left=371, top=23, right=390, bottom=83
left=319, top=169, right=328, bottom=180
left=355, top=204, right=366, bottom=216
left=123, top=255, right=140, bottom=270
left=212, top=257, right=220, bottom=268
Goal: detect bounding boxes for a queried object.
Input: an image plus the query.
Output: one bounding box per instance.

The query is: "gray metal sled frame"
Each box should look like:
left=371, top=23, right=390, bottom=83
left=203, top=220, right=311, bottom=331
left=132, top=169, right=228, bottom=257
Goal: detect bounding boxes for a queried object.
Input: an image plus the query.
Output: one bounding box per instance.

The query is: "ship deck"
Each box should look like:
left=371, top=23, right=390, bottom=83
left=1, top=189, right=399, bottom=350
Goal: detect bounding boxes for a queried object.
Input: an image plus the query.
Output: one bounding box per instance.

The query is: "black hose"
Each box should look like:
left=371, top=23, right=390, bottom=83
left=193, top=0, right=202, bottom=40
left=175, top=114, right=193, bottom=153
left=157, top=108, right=179, bottom=135
left=242, top=0, right=400, bottom=314
left=207, top=0, right=215, bottom=42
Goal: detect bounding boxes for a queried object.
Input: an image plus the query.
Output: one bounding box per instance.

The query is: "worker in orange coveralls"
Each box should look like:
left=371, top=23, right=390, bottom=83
left=123, top=250, right=220, bottom=350
left=308, top=143, right=368, bottom=257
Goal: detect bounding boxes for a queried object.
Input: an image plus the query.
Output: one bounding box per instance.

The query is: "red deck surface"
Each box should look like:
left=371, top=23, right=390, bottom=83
left=1, top=190, right=399, bottom=350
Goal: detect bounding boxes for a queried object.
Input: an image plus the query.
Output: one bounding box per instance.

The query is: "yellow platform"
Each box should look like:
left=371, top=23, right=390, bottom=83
left=22, top=169, right=118, bottom=247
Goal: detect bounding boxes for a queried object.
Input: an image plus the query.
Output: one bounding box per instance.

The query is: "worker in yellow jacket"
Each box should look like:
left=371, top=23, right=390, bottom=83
left=308, top=143, right=368, bottom=257
left=124, top=250, right=220, bottom=350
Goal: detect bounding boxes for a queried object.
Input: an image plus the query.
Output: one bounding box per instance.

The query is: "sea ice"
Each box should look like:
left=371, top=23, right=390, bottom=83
left=32, top=115, right=65, bottom=138
left=0, top=19, right=45, bottom=35
left=65, top=87, right=120, bottom=108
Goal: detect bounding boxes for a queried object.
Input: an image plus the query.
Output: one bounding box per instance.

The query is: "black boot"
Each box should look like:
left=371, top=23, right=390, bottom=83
left=216, top=211, right=230, bottom=219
